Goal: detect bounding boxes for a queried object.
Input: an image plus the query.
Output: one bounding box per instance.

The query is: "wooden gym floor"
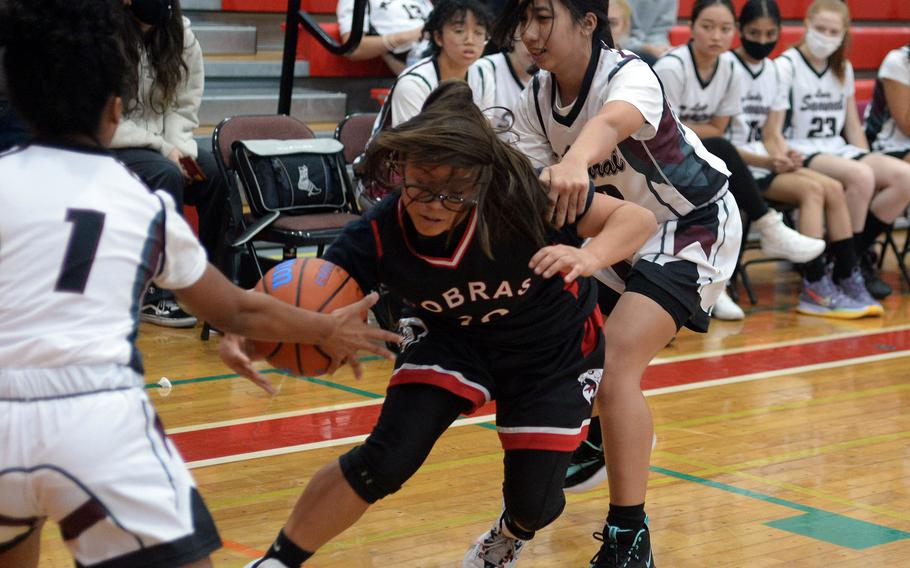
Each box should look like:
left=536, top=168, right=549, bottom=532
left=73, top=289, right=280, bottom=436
left=35, top=243, right=910, bottom=567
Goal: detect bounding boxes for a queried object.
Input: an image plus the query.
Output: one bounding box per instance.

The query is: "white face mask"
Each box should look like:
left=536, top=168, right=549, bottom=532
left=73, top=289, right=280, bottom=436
left=805, top=26, right=843, bottom=60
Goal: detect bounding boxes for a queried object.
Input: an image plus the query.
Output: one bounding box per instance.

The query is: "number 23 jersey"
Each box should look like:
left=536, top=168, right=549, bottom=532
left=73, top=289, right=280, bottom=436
left=775, top=47, right=860, bottom=156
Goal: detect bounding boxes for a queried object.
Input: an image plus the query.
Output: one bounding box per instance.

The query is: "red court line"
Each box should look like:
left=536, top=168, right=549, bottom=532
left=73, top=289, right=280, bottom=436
left=171, top=329, right=910, bottom=464
left=642, top=328, right=910, bottom=389
left=173, top=402, right=496, bottom=463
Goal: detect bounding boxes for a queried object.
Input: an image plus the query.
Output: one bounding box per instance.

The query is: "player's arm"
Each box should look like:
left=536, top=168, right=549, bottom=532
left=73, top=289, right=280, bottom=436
left=843, top=95, right=869, bottom=150
left=213, top=215, right=390, bottom=386
left=177, top=265, right=400, bottom=387
left=185, top=266, right=399, bottom=388
left=544, top=100, right=646, bottom=227
left=685, top=114, right=730, bottom=139
left=882, top=78, right=910, bottom=136
left=529, top=193, right=656, bottom=282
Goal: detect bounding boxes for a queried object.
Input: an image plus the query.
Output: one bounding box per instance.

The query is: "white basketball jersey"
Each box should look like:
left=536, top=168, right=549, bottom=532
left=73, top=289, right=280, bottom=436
left=865, top=46, right=910, bottom=154
left=0, top=144, right=207, bottom=372
left=472, top=51, right=530, bottom=130
left=654, top=44, right=742, bottom=125
left=513, top=47, right=730, bottom=223
left=336, top=0, right=432, bottom=36
left=775, top=47, right=855, bottom=145
left=475, top=52, right=528, bottom=111
left=370, top=55, right=493, bottom=138
left=729, top=51, right=787, bottom=147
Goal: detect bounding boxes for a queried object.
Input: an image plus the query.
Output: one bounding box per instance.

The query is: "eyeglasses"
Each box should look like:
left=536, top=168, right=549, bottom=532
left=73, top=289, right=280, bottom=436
left=403, top=184, right=478, bottom=212
left=449, top=26, right=490, bottom=44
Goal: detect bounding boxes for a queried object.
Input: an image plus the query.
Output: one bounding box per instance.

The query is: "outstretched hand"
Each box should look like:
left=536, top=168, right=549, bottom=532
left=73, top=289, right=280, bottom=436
left=530, top=244, right=601, bottom=283
left=321, top=292, right=401, bottom=379
left=217, top=292, right=402, bottom=389
left=218, top=333, right=276, bottom=394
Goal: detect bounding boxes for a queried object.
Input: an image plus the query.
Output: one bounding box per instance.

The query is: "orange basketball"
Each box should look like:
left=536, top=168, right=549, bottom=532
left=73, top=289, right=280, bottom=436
left=250, top=258, right=364, bottom=376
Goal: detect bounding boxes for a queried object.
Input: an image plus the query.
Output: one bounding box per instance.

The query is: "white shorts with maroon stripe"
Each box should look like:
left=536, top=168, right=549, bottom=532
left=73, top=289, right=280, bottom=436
left=0, top=365, right=220, bottom=566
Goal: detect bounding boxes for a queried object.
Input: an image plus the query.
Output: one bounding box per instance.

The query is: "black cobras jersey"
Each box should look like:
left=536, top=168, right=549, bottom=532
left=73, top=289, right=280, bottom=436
left=324, top=191, right=597, bottom=350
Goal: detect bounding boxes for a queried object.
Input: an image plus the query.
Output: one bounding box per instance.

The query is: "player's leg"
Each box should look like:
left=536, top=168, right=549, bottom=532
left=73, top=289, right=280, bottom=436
left=592, top=194, right=741, bottom=568
left=587, top=291, right=672, bottom=568
left=0, top=519, right=44, bottom=568
left=465, top=309, right=606, bottom=567
left=852, top=152, right=910, bottom=299
left=246, top=383, right=470, bottom=567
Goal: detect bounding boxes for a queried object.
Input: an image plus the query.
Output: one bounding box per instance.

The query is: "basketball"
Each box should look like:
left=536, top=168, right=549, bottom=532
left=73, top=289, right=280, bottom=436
left=250, top=258, right=365, bottom=376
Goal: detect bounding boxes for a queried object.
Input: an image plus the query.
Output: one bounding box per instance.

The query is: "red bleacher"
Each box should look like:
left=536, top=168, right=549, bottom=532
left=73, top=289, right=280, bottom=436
left=225, top=2, right=907, bottom=86
left=223, top=0, right=335, bottom=12
left=295, top=22, right=393, bottom=77
left=668, top=25, right=910, bottom=71
left=677, top=0, right=910, bottom=21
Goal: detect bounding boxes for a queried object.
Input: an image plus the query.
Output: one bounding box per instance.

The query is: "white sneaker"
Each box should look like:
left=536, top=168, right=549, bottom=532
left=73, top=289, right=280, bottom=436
left=462, top=514, right=526, bottom=568
left=753, top=210, right=826, bottom=263
left=711, top=289, right=745, bottom=321
left=244, top=559, right=288, bottom=568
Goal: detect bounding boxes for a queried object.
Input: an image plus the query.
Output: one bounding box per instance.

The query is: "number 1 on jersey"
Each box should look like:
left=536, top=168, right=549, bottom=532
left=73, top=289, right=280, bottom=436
left=55, top=209, right=106, bottom=294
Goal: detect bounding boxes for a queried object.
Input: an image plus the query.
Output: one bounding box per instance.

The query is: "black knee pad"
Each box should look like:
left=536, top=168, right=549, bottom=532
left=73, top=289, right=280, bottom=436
left=503, top=485, right=566, bottom=535
left=339, top=443, right=413, bottom=504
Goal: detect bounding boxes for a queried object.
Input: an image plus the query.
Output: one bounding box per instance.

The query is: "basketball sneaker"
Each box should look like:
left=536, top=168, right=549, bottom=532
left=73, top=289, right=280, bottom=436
left=244, top=560, right=287, bottom=568
left=859, top=250, right=892, bottom=299
left=753, top=209, right=826, bottom=263
left=564, top=440, right=607, bottom=493
left=710, top=289, right=745, bottom=321
left=589, top=517, right=654, bottom=568
left=836, top=267, right=884, bottom=316
left=462, top=514, right=526, bottom=568
left=795, top=274, right=870, bottom=319
left=140, top=285, right=197, bottom=328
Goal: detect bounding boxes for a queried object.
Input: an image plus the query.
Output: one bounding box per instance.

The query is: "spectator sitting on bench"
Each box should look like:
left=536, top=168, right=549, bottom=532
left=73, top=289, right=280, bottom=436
left=337, top=0, right=433, bottom=74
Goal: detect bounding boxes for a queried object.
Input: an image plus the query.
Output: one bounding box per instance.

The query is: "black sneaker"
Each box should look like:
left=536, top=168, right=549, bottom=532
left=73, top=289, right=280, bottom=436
left=564, top=440, right=607, bottom=493
left=140, top=299, right=197, bottom=328
left=860, top=251, right=892, bottom=299
left=589, top=517, right=655, bottom=568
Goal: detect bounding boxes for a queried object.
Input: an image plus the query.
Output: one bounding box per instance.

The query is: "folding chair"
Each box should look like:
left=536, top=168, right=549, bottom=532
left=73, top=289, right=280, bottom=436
left=334, top=112, right=378, bottom=165
left=334, top=112, right=379, bottom=212
left=876, top=217, right=910, bottom=289
left=201, top=114, right=359, bottom=340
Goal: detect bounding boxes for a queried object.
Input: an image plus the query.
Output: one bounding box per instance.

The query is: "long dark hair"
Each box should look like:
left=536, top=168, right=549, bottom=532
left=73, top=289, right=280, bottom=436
left=493, top=0, right=614, bottom=52
left=123, top=0, right=189, bottom=114
left=1, top=0, right=130, bottom=140
left=363, top=80, right=551, bottom=257
left=423, top=0, right=494, bottom=58
left=738, top=0, right=781, bottom=28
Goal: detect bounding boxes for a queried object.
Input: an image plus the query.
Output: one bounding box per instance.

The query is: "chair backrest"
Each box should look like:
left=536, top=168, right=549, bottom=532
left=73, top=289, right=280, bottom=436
left=334, top=112, right=378, bottom=165
left=213, top=114, right=316, bottom=173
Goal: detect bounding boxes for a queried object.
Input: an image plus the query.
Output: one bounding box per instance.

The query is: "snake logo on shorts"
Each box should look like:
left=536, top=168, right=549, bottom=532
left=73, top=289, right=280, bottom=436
left=577, top=368, right=603, bottom=403
left=398, top=317, right=428, bottom=352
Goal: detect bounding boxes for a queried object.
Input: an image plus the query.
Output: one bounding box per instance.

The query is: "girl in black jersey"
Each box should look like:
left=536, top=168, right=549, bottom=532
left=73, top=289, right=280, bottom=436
left=221, top=81, right=657, bottom=568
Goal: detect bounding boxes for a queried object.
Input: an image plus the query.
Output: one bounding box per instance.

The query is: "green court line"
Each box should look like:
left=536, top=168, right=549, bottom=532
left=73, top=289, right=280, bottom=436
left=650, top=465, right=910, bottom=549
left=142, top=355, right=385, bottom=389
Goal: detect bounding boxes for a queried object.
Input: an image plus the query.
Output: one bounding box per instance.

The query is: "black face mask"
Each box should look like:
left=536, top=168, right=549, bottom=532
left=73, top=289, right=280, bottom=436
left=740, top=37, right=777, bottom=60
left=130, top=0, right=172, bottom=27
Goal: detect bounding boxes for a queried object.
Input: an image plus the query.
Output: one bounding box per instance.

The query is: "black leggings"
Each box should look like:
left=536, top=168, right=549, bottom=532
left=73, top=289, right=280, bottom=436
left=339, top=384, right=571, bottom=535
left=702, top=136, right=769, bottom=221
